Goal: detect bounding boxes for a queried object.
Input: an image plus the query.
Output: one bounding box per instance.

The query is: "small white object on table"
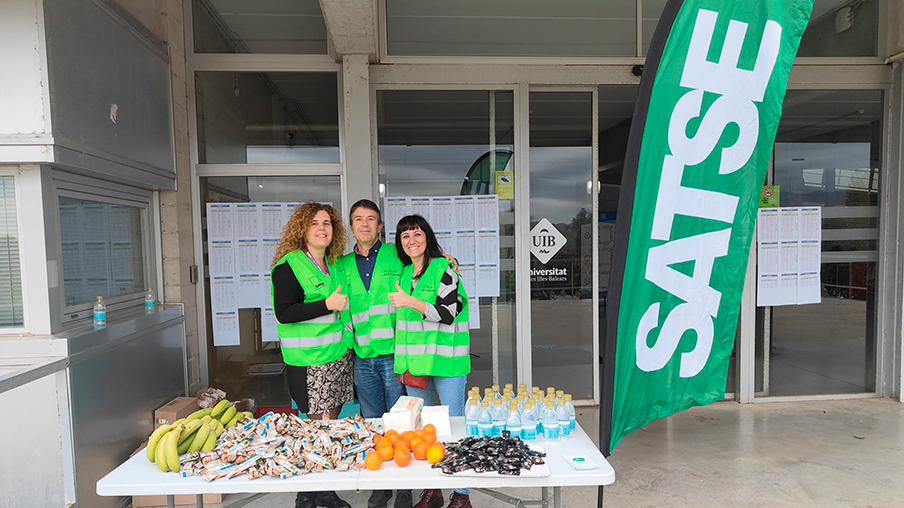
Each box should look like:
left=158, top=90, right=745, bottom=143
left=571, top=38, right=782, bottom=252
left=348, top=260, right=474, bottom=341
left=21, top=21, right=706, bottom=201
left=97, top=417, right=614, bottom=508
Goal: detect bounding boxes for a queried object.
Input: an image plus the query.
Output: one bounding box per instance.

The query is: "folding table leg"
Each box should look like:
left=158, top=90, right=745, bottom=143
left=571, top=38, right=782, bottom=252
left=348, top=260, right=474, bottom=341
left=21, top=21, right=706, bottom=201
left=167, top=495, right=175, bottom=508
left=553, top=487, right=561, bottom=508
left=197, top=493, right=204, bottom=507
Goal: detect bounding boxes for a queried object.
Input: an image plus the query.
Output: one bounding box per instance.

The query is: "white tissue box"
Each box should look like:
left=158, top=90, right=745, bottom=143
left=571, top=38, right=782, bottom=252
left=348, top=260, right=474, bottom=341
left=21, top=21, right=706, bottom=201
left=382, top=395, right=424, bottom=432
left=420, top=405, right=452, bottom=436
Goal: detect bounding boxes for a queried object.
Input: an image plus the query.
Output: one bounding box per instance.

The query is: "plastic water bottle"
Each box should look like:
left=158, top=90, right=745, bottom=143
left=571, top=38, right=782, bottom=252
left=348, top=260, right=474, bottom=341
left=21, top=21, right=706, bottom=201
left=145, top=286, right=156, bottom=312
left=492, top=399, right=506, bottom=436
left=465, top=399, right=480, bottom=436
left=564, top=394, right=576, bottom=432
left=556, top=398, right=571, bottom=439
left=483, top=387, right=495, bottom=402
left=546, top=387, right=556, bottom=399
left=491, top=385, right=502, bottom=400
left=542, top=402, right=560, bottom=441
left=504, top=383, right=514, bottom=393
left=506, top=403, right=522, bottom=439
left=477, top=401, right=494, bottom=438
left=521, top=402, right=537, bottom=441
left=556, top=389, right=564, bottom=401
left=518, top=383, right=527, bottom=393
left=93, top=296, right=106, bottom=326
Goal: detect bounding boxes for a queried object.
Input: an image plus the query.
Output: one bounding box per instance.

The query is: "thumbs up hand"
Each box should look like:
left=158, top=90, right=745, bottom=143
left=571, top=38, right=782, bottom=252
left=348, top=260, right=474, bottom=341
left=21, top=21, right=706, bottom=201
left=388, top=281, right=408, bottom=309
left=325, top=285, right=348, bottom=311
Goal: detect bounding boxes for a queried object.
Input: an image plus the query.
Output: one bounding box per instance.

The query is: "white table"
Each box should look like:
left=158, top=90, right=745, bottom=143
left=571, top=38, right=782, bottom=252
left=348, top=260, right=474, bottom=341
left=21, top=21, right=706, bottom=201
left=97, top=418, right=615, bottom=508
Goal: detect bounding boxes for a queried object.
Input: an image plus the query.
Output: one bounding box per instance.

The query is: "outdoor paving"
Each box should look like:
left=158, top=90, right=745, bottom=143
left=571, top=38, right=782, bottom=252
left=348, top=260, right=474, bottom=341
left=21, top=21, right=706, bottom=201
left=151, top=398, right=904, bottom=508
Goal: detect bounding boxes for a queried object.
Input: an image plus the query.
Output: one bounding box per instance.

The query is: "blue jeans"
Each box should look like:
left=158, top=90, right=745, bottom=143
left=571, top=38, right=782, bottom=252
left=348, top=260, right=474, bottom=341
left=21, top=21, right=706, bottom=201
left=406, top=375, right=470, bottom=495
left=354, top=354, right=406, bottom=418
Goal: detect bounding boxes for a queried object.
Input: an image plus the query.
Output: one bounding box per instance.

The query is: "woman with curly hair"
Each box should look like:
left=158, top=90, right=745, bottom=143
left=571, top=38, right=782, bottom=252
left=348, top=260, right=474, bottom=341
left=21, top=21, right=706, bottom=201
left=270, top=202, right=353, bottom=508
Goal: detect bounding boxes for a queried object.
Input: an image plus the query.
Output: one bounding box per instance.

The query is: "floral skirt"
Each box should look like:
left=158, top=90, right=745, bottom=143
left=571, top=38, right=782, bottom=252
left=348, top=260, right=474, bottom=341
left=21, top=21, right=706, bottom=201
left=305, top=350, right=354, bottom=414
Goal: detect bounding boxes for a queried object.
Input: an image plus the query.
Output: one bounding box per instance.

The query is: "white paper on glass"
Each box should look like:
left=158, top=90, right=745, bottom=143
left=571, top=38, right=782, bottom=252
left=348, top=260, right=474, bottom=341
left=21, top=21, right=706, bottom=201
left=260, top=203, right=285, bottom=238
left=261, top=238, right=279, bottom=273
left=468, top=297, right=480, bottom=329
left=453, top=196, right=475, bottom=231
left=458, top=264, right=476, bottom=299
left=476, top=195, right=499, bottom=230
left=430, top=197, right=453, bottom=231
left=435, top=231, right=453, bottom=255
left=235, top=203, right=260, bottom=239
left=262, top=273, right=272, bottom=308
left=236, top=239, right=260, bottom=274
left=211, top=275, right=236, bottom=310
left=383, top=197, right=410, bottom=236
left=477, top=264, right=500, bottom=298
left=262, top=307, right=280, bottom=342
left=410, top=197, right=431, bottom=221
left=756, top=207, right=821, bottom=307
left=236, top=273, right=261, bottom=308
left=207, top=203, right=234, bottom=240
left=454, top=230, right=476, bottom=265
left=213, top=311, right=240, bottom=346
left=208, top=240, right=235, bottom=276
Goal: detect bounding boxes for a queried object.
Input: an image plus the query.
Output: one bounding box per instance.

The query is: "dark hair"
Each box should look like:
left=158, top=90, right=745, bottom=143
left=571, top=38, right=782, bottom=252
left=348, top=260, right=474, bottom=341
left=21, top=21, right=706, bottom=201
left=349, top=199, right=382, bottom=225
left=395, top=215, right=444, bottom=277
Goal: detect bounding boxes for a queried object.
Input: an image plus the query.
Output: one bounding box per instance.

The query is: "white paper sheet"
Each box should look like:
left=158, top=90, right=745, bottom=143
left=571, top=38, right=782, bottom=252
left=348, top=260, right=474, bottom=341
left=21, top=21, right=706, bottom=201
left=262, top=307, right=280, bottom=342
left=430, top=197, right=453, bottom=231
left=410, top=197, right=431, bottom=221
left=262, top=273, right=272, bottom=308
left=235, top=203, right=260, bottom=239
left=236, top=273, right=261, bottom=308
left=477, top=264, right=500, bottom=298
left=207, top=203, right=234, bottom=240
left=458, top=264, right=476, bottom=299
left=208, top=240, right=235, bottom=276
left=454, top=230, right=476, bottom=265
left=236, top=239, right=260, bottom=274
left=468, top=297, right=480, bottom=329
left=211, top=275, right=236, bottom=310
left=213, top=311, right=240, bottom=346
left=756, top=207, right=821, bottom=307
left=384, top=197, right=409, bottom=235
left=260, top=203, right=285, bottom=238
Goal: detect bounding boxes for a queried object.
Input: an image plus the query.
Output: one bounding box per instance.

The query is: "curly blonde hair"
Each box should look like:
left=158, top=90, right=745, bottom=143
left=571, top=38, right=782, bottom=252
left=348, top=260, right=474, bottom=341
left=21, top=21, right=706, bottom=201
left=272, top=202, right=347, bottom=267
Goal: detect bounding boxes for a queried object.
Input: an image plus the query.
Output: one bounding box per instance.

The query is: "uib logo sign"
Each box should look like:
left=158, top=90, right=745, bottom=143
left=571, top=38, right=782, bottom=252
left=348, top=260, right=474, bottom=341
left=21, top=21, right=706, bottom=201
left=530, top=218, right=566, bottom=264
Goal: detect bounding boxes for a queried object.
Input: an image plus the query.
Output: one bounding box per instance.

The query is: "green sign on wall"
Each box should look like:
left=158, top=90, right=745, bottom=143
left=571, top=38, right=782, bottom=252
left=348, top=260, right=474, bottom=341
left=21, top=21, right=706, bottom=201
left=760, top=185, right=781, bottom=207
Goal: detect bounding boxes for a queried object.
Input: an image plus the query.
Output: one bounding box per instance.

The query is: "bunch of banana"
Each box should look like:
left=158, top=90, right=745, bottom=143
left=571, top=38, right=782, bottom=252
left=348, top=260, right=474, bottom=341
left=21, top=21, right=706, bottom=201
left=145, top=415, right=231, bottom=472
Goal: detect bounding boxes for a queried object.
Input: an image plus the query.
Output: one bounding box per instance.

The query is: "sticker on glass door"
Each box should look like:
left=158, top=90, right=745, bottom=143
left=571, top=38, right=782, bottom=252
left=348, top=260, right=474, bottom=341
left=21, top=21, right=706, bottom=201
left=530, top=218, right=566, bottom=264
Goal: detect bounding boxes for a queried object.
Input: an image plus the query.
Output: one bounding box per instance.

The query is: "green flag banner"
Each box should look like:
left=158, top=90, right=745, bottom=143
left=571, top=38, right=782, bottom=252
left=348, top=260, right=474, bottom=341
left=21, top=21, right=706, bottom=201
left=603, top=0, right=814, bottom=453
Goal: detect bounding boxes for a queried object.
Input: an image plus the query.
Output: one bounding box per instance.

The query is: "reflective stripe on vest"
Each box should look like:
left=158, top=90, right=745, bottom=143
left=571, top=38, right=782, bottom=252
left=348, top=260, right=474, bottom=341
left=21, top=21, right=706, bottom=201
left=340, top=246, right=403, bottom=358
left=394, top=257, right=470, bottom=377
left=272, top=250, right=351, bottom=367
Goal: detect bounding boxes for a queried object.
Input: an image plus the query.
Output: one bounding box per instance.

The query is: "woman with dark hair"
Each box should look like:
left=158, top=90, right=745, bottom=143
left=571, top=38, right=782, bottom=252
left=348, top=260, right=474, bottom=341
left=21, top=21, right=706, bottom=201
left=388, top=214, right=472, bottom=508
left=270, top=202, right=353, bottom=508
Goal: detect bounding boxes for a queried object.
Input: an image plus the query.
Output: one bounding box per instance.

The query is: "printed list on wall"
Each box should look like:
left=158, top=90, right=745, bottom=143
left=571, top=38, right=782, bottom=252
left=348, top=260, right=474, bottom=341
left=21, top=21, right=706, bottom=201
left=206, top=202, right=317, bottom=346
left=383, top=195, right=501, bottom=330
left=756, top=207, right=822, bottom=307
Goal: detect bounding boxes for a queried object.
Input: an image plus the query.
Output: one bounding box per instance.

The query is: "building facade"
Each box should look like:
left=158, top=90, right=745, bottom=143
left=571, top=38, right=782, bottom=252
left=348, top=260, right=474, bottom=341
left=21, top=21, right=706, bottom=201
left=1, top=0, right=903, bottom=505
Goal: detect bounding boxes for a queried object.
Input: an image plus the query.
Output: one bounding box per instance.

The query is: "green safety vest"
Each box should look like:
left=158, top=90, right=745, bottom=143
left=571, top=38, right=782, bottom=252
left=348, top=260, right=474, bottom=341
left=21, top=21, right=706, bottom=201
left=394, top=257, right=470, bottom=377
left=271, top=250, right=351, bottom=367
left=339, top=244, right=404, bottom=359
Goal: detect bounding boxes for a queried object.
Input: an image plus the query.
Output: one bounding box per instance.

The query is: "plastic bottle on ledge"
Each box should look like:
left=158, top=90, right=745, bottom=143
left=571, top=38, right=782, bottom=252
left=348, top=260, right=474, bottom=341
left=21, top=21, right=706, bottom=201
left=542, top=402, right=560, bottom=442
left=477, top=401, right=494, bottom=438
left=93, top=296, right=106, bottom=326
left=521, top=402, right=537, bottom=441
left=145, top=286, right=156, bottom=313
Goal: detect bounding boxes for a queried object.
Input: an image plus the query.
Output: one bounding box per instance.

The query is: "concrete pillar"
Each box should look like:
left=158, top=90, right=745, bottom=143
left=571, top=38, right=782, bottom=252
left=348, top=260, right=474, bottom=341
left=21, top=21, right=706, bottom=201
left=342, top=54, right=376, bottom=209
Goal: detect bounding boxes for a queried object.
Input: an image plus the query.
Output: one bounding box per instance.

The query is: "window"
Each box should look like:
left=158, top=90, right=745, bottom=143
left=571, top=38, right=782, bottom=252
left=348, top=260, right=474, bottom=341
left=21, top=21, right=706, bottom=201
left=195, top=72, right=340, bottom=164
left=59, top=196, right=148, bottom=309
left=192, top=0, right=329, bottom=54
left=385, top=0, right=637, bottom=57
left=0, top=176, right=23, bottom=327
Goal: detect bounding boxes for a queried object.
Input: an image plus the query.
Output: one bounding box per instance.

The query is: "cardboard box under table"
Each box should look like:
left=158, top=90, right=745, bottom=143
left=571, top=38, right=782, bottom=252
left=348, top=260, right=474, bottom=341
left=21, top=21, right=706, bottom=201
left=97, top=418, right=615, bottom=508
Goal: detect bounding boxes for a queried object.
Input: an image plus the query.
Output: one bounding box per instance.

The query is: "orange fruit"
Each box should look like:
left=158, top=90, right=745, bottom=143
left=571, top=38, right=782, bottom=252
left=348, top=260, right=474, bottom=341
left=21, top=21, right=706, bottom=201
left=423, top=424, right=437, bottom=434
left=365, top=452, right=383, bottom=470
left=387, top=433, right=401, bottom=447
left=426, top=444, right=445, bottom=464
left=372, top=434, right=384, bottom=445
left=400, top=431, right=416, bottom=443
left=412, top=441, right=430, bottom=461
left=394, top=447, right=411, bottom=467
left=432, top=442, right=446, bottom=455
left=394, top=441, right=409, bottom=451
left=385, top=429, right=400, bottom=440
left=422, top=433, right=437, bottom=446
left=377, top=444, right=394, bottom=461
left=414, top=429, right=426, bottom=438
left=409, top=437, right=424, bottom=450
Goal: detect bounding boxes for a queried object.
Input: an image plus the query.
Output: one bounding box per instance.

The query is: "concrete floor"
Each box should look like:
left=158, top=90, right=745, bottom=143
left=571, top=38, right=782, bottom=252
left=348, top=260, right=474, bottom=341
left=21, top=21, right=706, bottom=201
left=149, top=398, right=904, bottom=508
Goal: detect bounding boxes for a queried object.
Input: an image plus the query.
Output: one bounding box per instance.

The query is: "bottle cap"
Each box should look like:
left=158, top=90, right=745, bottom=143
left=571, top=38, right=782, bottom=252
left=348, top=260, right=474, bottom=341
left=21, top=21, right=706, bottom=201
left=485, top=387, right=493, bottom=393
left=547, top=387, right=555, bottom=393
left=96, top=296, right=102, bottom=299
left=556, top=390, right=564, bottom=397
left=564, top=394, right=572, bottom=401
left=481, top=401, right=489, bottom=407
left=509, top=403, right=518, bottom=410
left=469, top=398, right=478, bottom=404
left=557, top=398, right=565, bottom=404
left=546, top=402, right=555, bottom=408
left=519, top=383, right=527, bottom=390
left=492, top=384, right=500, bottom=391
left=524, top=402, right=532, bottom=409
left=471, top=386, right=479, bottom=392
left=504, top=383, right=513, bottom=389
left=493, top=399, right=501, bottom=405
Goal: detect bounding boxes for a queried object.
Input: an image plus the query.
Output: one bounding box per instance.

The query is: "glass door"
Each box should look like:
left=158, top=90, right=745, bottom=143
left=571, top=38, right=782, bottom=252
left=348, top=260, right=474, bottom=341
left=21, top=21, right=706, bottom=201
left=527, top=90, right=597, bottom=401
left=199, top=175, right=342, bottom=410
